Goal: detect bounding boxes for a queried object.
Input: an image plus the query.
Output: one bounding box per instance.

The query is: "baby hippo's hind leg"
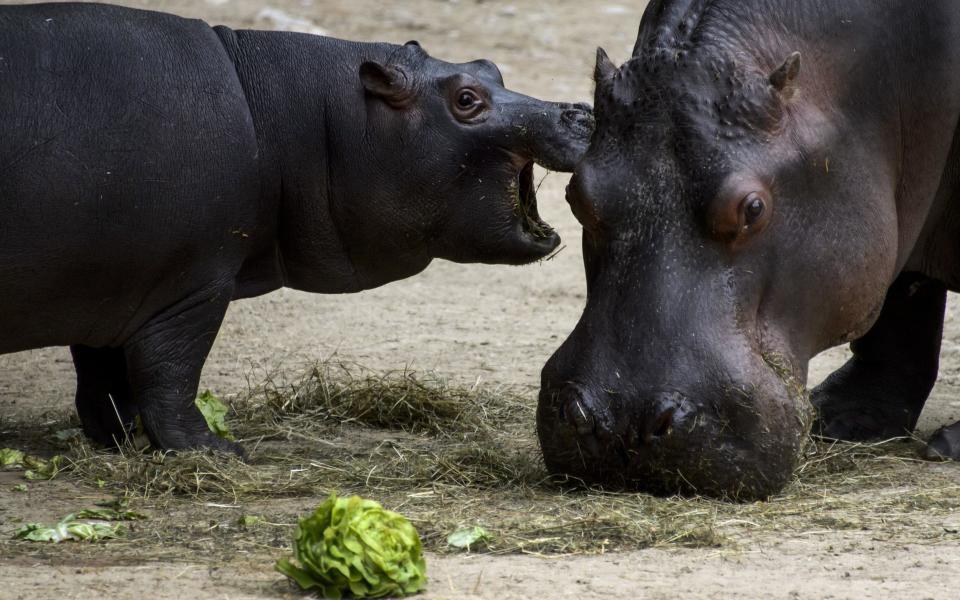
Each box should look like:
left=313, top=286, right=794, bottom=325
left=812, top=272, right=947, bottom=441
left=71, top=345, right=138, bottom=447
left=123, top=282, right=242, bottom=456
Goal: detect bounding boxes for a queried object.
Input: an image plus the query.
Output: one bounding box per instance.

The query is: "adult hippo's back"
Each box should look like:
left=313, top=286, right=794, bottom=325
left=539, top=0, right=960, bottom=498
left=0, top=3, right=591, bottom=453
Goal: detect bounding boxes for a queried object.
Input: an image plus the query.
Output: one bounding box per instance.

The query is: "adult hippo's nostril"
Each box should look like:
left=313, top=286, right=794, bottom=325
left=555, top=384, right=616, bottom=442
left=646, top=407, right=675, bottom=442
left=647, top=391, right=696, bottom=440
left=559, top=387, right=595, bottom=436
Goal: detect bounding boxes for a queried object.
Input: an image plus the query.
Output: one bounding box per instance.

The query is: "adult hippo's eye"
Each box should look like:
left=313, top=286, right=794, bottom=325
left=742, top=193, right=766, bottom=226
left=708, top=179, right=772, bottom=244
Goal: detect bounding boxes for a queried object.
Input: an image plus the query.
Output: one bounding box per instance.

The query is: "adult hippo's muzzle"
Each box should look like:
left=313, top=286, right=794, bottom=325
left=537, top=320, right=816, bottom=498
left=537, top=370, right=813, bottom=500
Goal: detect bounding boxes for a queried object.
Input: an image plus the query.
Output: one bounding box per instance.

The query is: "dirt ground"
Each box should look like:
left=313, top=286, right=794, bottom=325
left=2, top=0, right=960, bottom=598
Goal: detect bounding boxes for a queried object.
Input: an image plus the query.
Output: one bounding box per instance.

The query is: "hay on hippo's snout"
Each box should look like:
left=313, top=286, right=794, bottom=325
left=20, top=361, right=960, bottom=560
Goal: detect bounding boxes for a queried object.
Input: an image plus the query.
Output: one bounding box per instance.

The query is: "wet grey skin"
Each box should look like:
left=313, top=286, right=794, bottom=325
left=538, top=0, right=960, bottom=499
left=0, top=2, right=592, bottom=454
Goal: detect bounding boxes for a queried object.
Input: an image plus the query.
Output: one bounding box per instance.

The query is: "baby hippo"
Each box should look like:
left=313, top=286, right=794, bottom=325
left=0, top=3, right=592, bottom=453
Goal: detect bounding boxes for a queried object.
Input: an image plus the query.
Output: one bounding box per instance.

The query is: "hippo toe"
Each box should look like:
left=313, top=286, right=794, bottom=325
left=925, top=422, right=960, bottom=461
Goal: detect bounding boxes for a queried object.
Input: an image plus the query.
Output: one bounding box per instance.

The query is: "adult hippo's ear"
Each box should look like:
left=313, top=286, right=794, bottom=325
left=769, top=51, right=801, bottom=99
left=594, top=47, right=617, bottom=102
left=594, top=47, right=616, bottom=83
left=359, top=62, right=415, bottom=109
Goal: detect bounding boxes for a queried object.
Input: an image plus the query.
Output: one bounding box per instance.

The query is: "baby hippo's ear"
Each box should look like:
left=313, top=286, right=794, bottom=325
left=359, top=62, right=415, bottom=108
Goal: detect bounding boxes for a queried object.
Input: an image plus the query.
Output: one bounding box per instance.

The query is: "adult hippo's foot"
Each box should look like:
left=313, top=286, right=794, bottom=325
left=812, top=359, right=930, bottom=440
left=71, top=345, right=138, bottom=448
left=812, top=273, right=947, bottom=443
left=926, top=421, right=960, bottom=460
left=124, top=282, right=243, bottom=457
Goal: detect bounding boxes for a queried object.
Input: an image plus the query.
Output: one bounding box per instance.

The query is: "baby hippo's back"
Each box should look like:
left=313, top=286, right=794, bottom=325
left=0, top=3, right=261, bottom=352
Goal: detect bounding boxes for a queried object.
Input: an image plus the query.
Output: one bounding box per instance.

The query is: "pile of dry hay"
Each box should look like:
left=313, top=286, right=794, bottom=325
left=5, top=361, right=960, bottom=560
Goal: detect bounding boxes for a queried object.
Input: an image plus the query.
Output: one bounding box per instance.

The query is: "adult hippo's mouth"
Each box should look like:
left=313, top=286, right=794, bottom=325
left=512, top=161, right=560, bottom=256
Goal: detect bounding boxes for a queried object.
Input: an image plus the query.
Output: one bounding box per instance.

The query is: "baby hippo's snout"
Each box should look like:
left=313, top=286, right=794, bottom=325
left=513, top=101, right=593, bottom=173
left=561, top=102, right=595, bottom=139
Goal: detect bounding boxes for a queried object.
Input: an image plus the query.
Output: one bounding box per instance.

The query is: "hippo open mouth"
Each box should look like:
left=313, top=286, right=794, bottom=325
left=514, top=161, right=557, bottom=246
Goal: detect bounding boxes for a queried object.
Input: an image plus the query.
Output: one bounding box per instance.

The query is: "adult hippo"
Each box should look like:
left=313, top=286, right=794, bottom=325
left=538, top=0, right=960, bottom=499
left=0, top=3, right=591, bottom=454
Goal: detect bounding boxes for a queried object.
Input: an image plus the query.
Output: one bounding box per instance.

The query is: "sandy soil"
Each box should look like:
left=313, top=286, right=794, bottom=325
left=2, top=0, right=960, bottom=598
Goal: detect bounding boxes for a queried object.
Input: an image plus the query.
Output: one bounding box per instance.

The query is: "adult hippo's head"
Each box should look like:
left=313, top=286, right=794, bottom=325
left=343, top=41, right=593, bottom=271
left=538, top=10, right=907, bottom=500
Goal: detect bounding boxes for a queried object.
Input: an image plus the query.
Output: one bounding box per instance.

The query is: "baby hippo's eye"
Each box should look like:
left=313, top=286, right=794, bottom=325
left=742, top=193, right=766, bottom=226
left=449, top=81, right=490, bottom=123
left=457, top=89, right=481, bottom=109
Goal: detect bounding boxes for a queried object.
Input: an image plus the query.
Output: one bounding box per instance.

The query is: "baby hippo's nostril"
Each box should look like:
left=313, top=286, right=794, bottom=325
left=561, top=107, right=595, bottom=137
left=560, top=387, right=595, bottom=436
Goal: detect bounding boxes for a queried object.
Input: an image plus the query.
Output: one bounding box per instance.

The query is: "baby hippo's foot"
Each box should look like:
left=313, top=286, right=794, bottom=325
left=138, top=410, right=246, bottom=459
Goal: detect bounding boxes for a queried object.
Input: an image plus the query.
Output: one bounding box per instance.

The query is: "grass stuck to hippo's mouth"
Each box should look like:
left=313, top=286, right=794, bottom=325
left=513, top=162, right=555, bottom=241
left=3, top=362, right=960, bottom=566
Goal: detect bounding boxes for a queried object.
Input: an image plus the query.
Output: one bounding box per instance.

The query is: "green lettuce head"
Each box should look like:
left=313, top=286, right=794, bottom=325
left=276, top=494, right=427, bottom=599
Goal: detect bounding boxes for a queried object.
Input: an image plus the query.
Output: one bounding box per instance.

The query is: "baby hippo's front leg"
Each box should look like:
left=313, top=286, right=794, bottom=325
left=124, top=282, right=242, bottom=456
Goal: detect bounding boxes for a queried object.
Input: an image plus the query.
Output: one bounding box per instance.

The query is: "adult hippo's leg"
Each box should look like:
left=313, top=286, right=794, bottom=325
left=812, top=272, right=947, bottom=442
left=71, top=345, right=137, bottom=447
left=927, top=422, right=960, bottom=460
left=123, top=282, right=241, bottom=455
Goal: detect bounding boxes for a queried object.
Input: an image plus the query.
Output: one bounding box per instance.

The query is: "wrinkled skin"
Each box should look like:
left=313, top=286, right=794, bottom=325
left=539, top=0, right=960, bottom=499
left=0, top=3, right=591, bottom=453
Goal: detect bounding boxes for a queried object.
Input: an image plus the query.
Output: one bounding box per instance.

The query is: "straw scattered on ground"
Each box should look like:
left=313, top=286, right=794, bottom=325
left=2, top=361, right=959, bottom=565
